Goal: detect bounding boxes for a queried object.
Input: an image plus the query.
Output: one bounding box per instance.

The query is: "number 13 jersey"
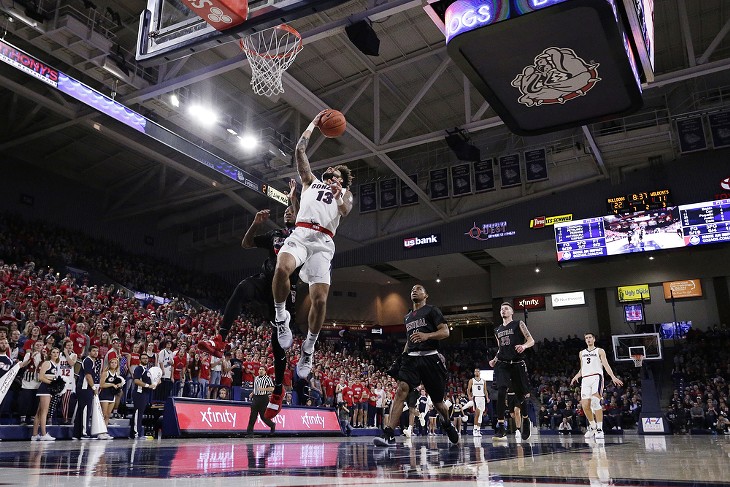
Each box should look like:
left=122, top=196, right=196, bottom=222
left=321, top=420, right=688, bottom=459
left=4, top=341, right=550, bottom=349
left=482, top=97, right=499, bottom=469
left=297, top=177, right=342, bottom=236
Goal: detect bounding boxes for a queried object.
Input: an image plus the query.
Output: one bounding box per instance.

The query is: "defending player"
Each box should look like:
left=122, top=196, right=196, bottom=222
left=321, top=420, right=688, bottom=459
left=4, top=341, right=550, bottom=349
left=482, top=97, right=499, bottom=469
left=212, top=181, right=299, bottom=420
left=272, top=110, right=353, bottom=379
left=466, top=368, right=489, bottom=436
left=570, top=332, right=623, bottom=439
left=374, top=284, right=459, bottom=446
left=489, top=302, right=535, bottom=441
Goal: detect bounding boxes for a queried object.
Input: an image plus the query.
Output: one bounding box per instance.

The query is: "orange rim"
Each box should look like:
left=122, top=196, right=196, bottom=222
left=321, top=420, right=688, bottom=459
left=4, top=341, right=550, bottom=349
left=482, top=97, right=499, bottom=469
left=239, top=24, right=302, bottom=60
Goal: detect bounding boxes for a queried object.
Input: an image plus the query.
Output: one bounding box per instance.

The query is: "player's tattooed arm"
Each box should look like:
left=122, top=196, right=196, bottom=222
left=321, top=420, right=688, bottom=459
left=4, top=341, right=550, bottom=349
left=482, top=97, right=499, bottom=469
left=516, top=321, right=535, bottom=353
left=296, top=111, right=326, bottom=186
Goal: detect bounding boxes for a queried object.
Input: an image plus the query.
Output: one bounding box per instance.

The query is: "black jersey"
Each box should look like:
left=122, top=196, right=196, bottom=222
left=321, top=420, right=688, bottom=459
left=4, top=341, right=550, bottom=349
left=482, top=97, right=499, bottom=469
left=404, top=304, right=446, bottom=353
left=417, top=395, right=429, bottom=413
left=254, top=227, right=294, bottom=277
left=495, top=319, right=525, bottom=362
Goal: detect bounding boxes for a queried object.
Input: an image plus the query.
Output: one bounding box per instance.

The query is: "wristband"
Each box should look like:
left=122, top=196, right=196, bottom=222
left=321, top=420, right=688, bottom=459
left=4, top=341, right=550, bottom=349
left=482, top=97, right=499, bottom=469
left=306, top=122, right=317, bottom=132
left=335, top=195, right=344, bottom=205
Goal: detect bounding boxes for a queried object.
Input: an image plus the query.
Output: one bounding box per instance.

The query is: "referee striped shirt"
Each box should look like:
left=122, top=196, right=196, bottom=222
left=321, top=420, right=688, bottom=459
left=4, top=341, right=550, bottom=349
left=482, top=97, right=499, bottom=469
left=253, top=374, right=274, bottom=395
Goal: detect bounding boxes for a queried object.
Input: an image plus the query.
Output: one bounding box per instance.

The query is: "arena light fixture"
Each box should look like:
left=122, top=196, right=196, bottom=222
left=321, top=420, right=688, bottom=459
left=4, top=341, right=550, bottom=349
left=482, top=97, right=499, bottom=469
left=188, top=104, right=217, bottom=126
left=238, top=133, right=258, bottom=150
left=170, top=93, right=180, bottom=107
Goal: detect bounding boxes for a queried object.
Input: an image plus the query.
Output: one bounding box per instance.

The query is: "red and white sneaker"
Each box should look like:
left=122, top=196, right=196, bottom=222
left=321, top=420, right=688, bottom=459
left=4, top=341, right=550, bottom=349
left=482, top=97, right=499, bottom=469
left=197, top=339, right=223, bottom=358
left=264, top=392, right=284, bottom=420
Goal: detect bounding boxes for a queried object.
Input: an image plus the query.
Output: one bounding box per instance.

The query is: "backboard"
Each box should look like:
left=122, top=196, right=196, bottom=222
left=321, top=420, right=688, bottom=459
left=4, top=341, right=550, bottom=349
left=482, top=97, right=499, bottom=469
left=136, top=0, right=347, bottom=65
left=612, top=333, right=662, bottom=363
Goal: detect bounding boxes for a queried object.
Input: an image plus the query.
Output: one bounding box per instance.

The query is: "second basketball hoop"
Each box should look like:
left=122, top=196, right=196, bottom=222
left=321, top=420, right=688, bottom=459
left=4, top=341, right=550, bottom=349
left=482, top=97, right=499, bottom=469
left=240, top=24, right=303, bottom=97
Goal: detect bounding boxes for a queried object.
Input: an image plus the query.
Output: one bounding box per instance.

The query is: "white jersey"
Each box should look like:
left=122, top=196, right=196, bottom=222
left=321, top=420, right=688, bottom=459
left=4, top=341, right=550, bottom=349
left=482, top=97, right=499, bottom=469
left=297, top=178, right=342, bottom=235
left=471, top=377, right=486, bottom=397
left=60, top=351, right=76, bottom=393
left=580, top=348, right=603, bottom=377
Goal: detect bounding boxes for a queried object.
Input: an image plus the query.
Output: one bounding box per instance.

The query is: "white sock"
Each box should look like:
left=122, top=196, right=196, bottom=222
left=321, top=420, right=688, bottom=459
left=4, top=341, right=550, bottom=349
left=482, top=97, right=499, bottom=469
left=274, top=302, right=287, bottom=321
left=302, top=331, right=319, bottom=354
left=597, top=421, right=603, bottom=431
left=589, top=421, right=596, bottom=429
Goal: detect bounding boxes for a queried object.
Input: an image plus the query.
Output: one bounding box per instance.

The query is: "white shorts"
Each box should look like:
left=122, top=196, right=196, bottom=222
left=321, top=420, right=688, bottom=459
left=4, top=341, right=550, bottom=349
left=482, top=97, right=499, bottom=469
left=280, top=227, right=335, bottom=285
left=580, top=374, right=603, bottom=399
left=474, top=396, right=486, bottom=411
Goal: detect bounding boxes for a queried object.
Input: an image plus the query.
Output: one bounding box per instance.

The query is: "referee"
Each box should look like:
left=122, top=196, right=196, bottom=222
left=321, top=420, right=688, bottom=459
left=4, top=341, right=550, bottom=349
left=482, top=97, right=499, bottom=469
left=247, top=366, right=276, bottom=436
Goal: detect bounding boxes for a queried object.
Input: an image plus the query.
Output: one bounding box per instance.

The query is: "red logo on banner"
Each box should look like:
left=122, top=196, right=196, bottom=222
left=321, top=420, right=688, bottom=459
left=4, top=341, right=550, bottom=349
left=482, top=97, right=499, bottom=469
left=513, top=295, right=546, bottom=310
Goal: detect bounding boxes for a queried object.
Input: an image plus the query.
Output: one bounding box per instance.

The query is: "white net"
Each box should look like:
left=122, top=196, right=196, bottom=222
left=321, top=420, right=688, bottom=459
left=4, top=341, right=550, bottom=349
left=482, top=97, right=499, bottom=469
left=240, top=24, right=303, bottom=97
left=631, top=355, right=644, bottom=368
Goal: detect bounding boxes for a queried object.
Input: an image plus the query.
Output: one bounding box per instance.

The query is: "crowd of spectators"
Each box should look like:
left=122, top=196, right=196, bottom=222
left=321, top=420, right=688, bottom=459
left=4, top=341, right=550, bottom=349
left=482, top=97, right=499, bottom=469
left=667, top=327, right=730, bottom=435
left=0, top=212, right=230, bottom=307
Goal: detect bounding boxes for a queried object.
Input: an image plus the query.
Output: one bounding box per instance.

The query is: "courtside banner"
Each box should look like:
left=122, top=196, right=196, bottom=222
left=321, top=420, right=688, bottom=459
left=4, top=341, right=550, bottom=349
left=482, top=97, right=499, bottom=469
left=164, top=397, right=342, bottom=436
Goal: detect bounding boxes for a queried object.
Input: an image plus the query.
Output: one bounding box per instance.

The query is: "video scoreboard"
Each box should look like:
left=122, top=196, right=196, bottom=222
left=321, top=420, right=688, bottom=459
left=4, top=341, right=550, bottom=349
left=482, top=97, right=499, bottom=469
left=555, top=198, right=730, bottom=262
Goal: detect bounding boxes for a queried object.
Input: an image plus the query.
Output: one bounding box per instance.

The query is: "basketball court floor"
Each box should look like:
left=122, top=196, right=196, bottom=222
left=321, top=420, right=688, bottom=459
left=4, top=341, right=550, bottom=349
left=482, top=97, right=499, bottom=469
left=1, top=433, right=727, bottom=486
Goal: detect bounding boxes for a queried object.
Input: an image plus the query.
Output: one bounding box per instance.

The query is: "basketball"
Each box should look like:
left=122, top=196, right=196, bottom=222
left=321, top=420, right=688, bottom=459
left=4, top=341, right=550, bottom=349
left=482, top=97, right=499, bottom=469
left=318, top=109, right=347, bottom=138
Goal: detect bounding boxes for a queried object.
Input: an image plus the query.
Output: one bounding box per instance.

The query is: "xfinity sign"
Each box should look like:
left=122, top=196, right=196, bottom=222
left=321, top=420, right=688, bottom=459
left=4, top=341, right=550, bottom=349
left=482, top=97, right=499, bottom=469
left=513, top=295, right=546, bottom=310
left=403, top=233, right=441, bottom=249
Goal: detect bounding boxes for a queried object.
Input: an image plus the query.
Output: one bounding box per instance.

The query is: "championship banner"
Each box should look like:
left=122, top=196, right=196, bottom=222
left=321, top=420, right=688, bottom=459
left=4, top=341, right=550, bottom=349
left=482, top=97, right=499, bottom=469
left=379, top=178, right=398, bottom=209
left=474, top=159, right=495, bottom=193
left=451, top=163, right=473, bottom=196
left=676, top=116, right=707, bottom=153
left=0, top=363, right=20, bottom=405
left=708, top=112, right=730, bottom=149
left=499, top=154, right=522, bottom=188
left=524, top=148, right=548, bottom=182
left=429, top=168, right=449, bottom=200
left=401, top=174, right=419, bottom=206
left=163, top=397, right=342, bottom=437
left=359, top=182, right=377, bottom=213
left=663, top=279, right=702, bottom=299
left=618, top=284, right=650, bottom=302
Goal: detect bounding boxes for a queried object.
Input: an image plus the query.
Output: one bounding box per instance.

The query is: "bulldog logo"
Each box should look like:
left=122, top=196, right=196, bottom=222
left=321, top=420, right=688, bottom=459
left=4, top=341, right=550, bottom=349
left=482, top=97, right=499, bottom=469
left=511, top=47, right=601, bottom=107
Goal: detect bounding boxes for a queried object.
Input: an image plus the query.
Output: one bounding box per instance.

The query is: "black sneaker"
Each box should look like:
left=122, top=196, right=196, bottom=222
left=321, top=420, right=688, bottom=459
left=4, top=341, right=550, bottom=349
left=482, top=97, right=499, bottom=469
left=441, top=418, right=459, bottom=444
left=373, top=427, right=396, bottom=447
left=521, top=416, right=531, bottom=440
left=492, top=423, right=507, bottom=441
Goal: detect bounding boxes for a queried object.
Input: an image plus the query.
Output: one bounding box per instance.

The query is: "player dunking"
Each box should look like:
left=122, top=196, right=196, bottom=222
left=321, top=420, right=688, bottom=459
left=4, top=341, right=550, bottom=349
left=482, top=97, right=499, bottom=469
left=217, top=180, right=299, bottom=419
left=272, top=110, right=353, bottom=380
left=570, top=332, right=623, bottom=440
left=489, top=302, right=535, bottom=441
left=466, top=368, right=489, bottom=436
left=374, top=284, right=459, bottom=446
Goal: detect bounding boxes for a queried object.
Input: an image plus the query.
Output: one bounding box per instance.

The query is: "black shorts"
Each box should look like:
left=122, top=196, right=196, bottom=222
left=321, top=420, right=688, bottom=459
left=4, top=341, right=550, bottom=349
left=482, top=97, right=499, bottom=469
left=396, top=354, right=448, bottom=404
left=237, top=274, right=294, bottom=321
left=493, top=360, right=531, bottom=397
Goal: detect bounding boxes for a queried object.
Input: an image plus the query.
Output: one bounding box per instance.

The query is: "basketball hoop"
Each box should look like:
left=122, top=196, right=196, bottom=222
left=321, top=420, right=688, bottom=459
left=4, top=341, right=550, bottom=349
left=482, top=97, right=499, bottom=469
left=631, top=354, right=644, bottom=368
left=239, top=24, right=303, bottom=97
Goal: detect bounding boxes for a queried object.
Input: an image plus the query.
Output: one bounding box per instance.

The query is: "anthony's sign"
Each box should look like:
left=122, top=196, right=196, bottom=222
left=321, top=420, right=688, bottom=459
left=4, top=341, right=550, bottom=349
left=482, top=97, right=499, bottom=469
left=663, top=279, right=702, bottom=299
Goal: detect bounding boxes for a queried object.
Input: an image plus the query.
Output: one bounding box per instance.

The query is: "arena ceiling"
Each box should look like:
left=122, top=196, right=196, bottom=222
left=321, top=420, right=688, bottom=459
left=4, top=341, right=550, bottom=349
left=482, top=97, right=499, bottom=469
left=1, top=0, right=730, bottom=283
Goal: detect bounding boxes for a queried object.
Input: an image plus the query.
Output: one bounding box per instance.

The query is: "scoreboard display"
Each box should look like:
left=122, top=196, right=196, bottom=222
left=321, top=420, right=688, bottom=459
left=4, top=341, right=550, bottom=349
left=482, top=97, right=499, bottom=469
left=555, top=198, right=730, bottom=262
left=606, top=189, right=671, bottom=214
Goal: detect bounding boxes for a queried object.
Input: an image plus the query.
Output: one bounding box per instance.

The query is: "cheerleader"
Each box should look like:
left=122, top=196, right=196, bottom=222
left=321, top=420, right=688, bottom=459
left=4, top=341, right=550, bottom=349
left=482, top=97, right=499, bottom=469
left=32, top=348, right=61, bottom=441
left=99, top=357, right=124, bottom=438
